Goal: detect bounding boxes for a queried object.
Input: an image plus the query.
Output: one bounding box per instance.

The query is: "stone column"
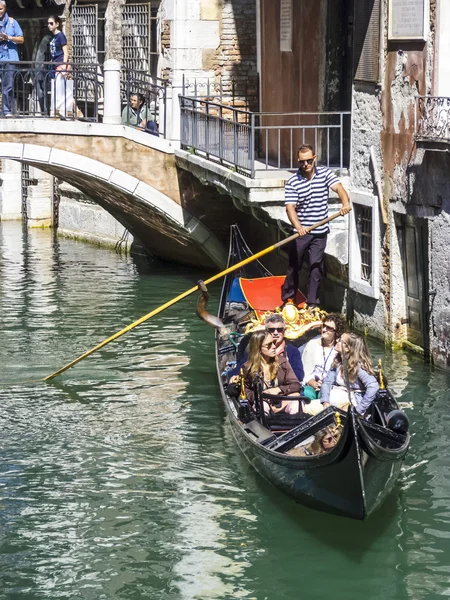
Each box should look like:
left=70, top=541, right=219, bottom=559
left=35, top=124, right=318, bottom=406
left=105, top=0, right=126, bottom=61
left=163, top=0, right=220, bottom=142
left=103, top=59, right=122, bottom=125
left=0, top=160, right=22, bottom=220
left=26, top=168, right=52, bottom=228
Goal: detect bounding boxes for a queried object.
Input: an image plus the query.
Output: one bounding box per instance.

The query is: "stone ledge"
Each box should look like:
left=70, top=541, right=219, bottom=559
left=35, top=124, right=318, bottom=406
left=0, top=118, right=175, bottom=155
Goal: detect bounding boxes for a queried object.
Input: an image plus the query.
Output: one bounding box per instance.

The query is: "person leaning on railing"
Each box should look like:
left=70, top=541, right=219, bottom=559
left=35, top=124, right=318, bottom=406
left=122, top=93, right=149, bottom=128
left=0, top=0, right=24, bottom=117
left=122, top=92, right=159, bottom=136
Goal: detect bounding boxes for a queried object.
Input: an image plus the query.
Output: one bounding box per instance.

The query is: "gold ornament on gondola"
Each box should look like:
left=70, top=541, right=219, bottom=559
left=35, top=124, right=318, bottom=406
left=244, top=304, right=327, bottom=340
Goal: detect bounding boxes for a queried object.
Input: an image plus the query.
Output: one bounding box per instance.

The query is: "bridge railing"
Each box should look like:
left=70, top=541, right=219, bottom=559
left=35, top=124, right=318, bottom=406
left=121, top=69, right=168, bottom=138
left=180, top=95, right=351, bottom=177
left=3, top=61, right=102, bottom=121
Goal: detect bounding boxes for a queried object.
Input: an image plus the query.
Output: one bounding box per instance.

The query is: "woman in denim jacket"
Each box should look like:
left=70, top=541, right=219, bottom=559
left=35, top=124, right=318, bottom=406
left=320, top=331, right=379, bottom=416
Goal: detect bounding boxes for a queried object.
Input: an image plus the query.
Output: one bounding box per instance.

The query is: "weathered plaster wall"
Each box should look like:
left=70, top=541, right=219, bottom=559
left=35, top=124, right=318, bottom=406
left=408, top=146, right=450, bottom=367
left=348, top=0, right=438, bottom=349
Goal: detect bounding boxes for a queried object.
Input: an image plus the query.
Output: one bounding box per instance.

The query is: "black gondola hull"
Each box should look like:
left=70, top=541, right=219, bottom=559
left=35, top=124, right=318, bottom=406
left=214, top=225, right=410, bottom=519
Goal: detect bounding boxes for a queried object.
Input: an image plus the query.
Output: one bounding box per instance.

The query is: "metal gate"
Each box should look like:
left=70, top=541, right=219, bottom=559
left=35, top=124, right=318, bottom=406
left=122, top=3, right=151, bottom=72
left=21, top=164, right=38, bottom=221
left=72, top=4, right=98, bottom=64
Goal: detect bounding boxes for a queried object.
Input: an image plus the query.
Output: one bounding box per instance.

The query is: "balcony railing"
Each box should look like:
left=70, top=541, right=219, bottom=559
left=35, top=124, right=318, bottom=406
left=179, top=95, right=350, bottom=178
left=415, top=96, right=450, bottom=141
left=2, top=61, right=102, bottom=121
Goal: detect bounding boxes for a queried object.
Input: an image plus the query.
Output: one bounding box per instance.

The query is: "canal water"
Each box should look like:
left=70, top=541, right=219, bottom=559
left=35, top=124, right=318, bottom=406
left=1, top=222, right=449, bottom=600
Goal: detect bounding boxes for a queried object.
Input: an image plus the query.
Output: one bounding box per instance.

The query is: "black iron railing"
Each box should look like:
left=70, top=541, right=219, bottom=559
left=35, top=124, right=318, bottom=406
left=180, top=95, right=351, bottom=177
left=181, top=74, right=259, bottom=112
left=121, top=69, right=168, bottom=138
left=415, top=96, right=450, bottom=141
left=0, top=61, right=102, bottom=121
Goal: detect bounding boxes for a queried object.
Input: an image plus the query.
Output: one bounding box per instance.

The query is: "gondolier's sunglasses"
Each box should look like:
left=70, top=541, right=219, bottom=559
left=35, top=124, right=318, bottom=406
left=298, top=157, right=315, bottom=165
left=267, top=327, right=285, bottom=333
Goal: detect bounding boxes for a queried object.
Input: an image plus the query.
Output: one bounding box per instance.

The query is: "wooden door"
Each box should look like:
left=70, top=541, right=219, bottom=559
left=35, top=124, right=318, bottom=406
left=399, top=215, right=429, bottom=352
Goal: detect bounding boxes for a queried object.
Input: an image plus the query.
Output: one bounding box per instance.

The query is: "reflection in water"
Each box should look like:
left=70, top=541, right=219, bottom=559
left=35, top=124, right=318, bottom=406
left=1, top=222, right=450, bottom=600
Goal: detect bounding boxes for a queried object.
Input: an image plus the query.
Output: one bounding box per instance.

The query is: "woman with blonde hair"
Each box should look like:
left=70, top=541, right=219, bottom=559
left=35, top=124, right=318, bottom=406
left=240, top=330, right=302, bottom=415
left=320, top=331, right=379, bottom=415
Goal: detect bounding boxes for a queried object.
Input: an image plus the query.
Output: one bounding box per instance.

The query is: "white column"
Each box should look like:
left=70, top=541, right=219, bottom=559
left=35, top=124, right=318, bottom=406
left=27, top=167, right=52, bottom=228
left=0, top=160, right=22, bottom=220
left=103, top=59, right=122, bottom=125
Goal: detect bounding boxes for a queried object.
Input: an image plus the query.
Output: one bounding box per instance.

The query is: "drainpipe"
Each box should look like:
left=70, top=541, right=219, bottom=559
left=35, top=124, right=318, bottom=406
left=370, top=146, right=388, bottom=225
left=103, top=59, right=122, bottom=125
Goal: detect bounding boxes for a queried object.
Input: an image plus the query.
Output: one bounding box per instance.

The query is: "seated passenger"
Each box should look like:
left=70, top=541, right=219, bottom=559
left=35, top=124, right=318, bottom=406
left=234, top=313, right=304, bottom=382
left=288, top=428, right=340, bottom=457
left=320, top=331, right=379, bottom=416
left=300, top=313, right=346, bottom=400
left=240, top=330, right=302, bottom=415
left=264, top=313, right=304, bottom=383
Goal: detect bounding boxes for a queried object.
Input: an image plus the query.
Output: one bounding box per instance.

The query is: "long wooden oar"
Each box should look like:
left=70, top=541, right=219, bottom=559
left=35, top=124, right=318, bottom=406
left=43, top=211, right=344, bottom=382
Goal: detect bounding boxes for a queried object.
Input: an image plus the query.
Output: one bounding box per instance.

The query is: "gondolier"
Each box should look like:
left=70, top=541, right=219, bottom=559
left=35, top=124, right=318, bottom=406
left=281, top=144, right=351, bottom=309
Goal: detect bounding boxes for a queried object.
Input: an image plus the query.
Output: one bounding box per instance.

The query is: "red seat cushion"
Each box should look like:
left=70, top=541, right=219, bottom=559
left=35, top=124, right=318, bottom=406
left=239, top=276, right=306, bottom=312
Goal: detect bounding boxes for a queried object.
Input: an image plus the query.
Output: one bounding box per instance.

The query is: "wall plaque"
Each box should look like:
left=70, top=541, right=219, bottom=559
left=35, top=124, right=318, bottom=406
left=280, top=0, right=293, bottom=52
left=389, top=0, right=427, bottom=41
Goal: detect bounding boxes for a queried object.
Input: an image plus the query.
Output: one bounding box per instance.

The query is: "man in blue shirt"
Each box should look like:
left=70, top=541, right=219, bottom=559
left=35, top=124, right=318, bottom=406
left=281, top=144, right=351, bottom=308
left=0, top=1, right=24, bottom=116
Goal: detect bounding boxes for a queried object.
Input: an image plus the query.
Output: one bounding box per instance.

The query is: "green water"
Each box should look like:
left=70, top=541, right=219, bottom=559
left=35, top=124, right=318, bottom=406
left=1, top=222, right=449, bottom=600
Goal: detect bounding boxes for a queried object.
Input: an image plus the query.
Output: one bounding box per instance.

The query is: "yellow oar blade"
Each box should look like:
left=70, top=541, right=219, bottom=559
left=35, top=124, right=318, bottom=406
left=43, top=211, right=344, bottom=382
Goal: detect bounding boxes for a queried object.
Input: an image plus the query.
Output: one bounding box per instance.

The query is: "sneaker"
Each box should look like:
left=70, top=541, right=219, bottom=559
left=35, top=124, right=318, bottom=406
left=4, top=113, right=13, bottom=118
left=280, top=299, right=295, bottom=310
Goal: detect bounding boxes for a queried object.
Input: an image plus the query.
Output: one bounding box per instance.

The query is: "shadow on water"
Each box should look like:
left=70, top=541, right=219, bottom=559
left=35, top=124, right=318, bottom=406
left=224, top=428, right=399, bottom=557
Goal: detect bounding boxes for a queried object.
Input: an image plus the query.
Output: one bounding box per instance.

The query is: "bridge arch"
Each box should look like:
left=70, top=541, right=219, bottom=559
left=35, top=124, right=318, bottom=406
left=0, top=141, right=227, bottom=268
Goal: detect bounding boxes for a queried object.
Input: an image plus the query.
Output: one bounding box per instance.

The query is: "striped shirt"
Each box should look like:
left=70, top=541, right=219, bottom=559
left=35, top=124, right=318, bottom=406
left=285, top=166, right=339, bottom=234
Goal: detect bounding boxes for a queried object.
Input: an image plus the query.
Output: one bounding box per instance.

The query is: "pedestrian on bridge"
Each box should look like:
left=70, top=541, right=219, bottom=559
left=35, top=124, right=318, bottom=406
left=0, top=0, right=23, bottom=117
left=281, top=144, right=351, bottom=309
left=122, top=93, right=149, bottom=129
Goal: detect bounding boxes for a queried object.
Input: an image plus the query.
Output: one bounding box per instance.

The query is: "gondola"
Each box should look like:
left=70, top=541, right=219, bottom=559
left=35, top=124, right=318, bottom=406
left=206, top=225, right=410, bottom=520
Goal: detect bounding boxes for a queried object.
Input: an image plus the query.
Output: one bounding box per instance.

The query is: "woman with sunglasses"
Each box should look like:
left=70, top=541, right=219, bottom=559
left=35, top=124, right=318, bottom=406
left=47, top=16, right=68, bottom=76
left=232, top=330, right=302, bottom=415
left=320, top=331, right=379, bottom=415
left=301, top=313, right=346, bottom=400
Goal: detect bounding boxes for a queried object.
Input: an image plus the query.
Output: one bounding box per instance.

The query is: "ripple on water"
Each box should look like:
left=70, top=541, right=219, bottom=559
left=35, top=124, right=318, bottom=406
left=1, top=223, right=450, bottom=600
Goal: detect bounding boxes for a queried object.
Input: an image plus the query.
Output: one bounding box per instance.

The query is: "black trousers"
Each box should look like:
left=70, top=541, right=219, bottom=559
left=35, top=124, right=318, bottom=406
left=281, top=233, right=327, bottom=305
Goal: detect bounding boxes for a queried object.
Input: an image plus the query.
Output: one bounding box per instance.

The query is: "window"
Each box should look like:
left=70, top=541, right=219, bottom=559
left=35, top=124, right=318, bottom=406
left=72, top=4, right=98, bottom=64
left=349, top=191, right=380, bottom=298
left=353, top=0, right=381, bottom=83
left=122, top=3, right=160, bottom=74
left=356, top=204, right=372, bottom=282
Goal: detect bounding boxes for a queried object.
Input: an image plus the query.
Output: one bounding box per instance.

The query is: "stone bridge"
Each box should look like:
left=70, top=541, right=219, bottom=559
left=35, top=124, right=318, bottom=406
left=0, top=119, right=227, bottom=268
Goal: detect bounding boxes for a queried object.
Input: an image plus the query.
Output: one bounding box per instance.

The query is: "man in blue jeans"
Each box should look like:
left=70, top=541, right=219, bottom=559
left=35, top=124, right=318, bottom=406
left=0, top=1, right=24, bottom=117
